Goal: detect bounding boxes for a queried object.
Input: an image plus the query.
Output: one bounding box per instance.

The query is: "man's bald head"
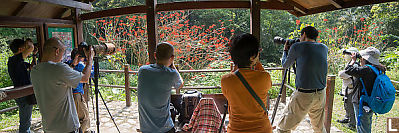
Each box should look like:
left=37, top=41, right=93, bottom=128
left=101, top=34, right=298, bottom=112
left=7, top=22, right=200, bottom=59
left=41, top=37, right=66, bottom=62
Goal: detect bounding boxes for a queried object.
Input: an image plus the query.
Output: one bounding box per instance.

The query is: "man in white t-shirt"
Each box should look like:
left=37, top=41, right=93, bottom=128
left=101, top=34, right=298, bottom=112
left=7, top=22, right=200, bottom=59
left=31, top=38, right=94, bottom=133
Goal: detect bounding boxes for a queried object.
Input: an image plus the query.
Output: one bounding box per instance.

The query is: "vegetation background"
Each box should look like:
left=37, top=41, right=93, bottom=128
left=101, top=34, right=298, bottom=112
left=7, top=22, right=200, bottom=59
left=0, top=0, right=398, bottom=132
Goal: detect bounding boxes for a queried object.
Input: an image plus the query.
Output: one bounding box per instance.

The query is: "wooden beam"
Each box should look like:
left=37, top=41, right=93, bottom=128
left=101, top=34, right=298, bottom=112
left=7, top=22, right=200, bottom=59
left=259, top=0, right=293, bottom=10
left=156, top=1, right=250, bottom=11
left=283, top=0, right=308, bottom=15
left=79, top=5, right=146, bottom=20
left=146, top=0, right=157, bottom=64
left=250, top=0, right=261, bottom=40
left=21, top=0, right=93, bottom=11
left=325, top=75, right=336, bottom=133
left=74, top=9, right=84, bottom=45
left=12, top=2, right=28, bottom=16
left=0, top=15, right=74, bottom=25
left=328, top=0, right=343, bottom=8
left=302, top=0, right=398, bottom=17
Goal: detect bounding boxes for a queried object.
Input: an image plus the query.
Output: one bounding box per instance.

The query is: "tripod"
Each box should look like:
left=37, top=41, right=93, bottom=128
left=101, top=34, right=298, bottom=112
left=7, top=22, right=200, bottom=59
left=92, top=56, right=121, bottom=133
left=270, top=64, right=296, bottom=125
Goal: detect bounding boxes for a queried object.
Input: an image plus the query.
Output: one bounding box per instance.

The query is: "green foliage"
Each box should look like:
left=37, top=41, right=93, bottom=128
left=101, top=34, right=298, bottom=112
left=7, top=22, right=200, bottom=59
left=0, top=38, right=13, bottom=88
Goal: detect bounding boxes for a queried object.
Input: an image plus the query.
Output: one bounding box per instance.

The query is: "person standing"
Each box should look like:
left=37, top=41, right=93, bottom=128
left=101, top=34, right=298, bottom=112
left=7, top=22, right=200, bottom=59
left=277, top=26, right=328, bottom=133
left=221, top=33, right=273, bottom=133
left=137, top=42, right=183, bottom=133
left=66, top=49, right=92, bottom=133
left=31, top=38, right=94, bottom=133
left=7, top=38, right=36, bottom=133
left=344, top=47, right=385, bottom=133
left=337, top=47, right=358, bottom=129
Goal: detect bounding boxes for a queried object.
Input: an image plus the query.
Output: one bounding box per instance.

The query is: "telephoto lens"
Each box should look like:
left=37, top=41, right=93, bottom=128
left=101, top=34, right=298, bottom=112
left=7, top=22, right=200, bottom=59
left=273, top=36, right=300, bottom=46
left=342, top=49, right=362, bottom=59
left=77, top=42, right=116, bottom=58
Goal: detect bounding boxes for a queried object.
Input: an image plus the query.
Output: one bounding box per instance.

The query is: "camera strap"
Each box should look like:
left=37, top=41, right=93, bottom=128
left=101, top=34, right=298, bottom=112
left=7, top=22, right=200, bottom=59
left=235, top=71, right=268, bottom=114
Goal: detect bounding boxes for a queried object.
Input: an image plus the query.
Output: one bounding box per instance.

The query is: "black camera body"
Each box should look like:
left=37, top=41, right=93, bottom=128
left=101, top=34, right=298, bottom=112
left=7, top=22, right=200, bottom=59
left=273, top=36, right=300, bottom=46
left=343, top=49, right=362, bottom=59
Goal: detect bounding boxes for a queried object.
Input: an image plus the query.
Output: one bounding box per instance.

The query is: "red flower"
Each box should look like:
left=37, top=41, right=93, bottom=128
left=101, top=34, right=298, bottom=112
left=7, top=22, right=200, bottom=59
left=323, top=19, right=328, bottom=22
left=296, top=20, right=300, bottom=25
left=360, top=18, right=365, bottom=21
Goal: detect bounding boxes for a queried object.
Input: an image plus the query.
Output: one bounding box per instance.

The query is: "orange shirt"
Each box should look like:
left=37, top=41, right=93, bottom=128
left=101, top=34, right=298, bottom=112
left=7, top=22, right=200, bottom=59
left=221, top=63, right=272, bottom=133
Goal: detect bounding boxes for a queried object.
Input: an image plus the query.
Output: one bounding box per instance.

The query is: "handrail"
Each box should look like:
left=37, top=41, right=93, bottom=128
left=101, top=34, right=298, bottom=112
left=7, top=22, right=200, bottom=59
left=0, top=85, right=34, bottom=103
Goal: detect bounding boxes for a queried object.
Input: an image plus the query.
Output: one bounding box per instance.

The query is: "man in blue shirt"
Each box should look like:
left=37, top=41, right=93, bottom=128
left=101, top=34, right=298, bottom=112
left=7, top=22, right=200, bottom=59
left=7, top=39, right=36, bottom=133
left=138, top=42, right=183, bottom=133
left=277, top=26, right=328, bottom=133
left=66, top=49, right=91, bottom=133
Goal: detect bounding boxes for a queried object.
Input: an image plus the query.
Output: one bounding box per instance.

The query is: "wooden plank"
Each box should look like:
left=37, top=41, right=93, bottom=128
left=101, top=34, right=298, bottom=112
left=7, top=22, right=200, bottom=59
left=250, top=0, right=261, bottom=40
left=301, top=0, right=397, bottom=17
left=146, top=0, right=157, bottom=64
left=12, top=2, right=28, bottom=16
left=284, top=0, right=308, bottom=15
left=0, top=15, right=74, bottom=25
left=124, top=64, right=131, bottom=107
left=157, top=1, right=250, bottom=11
left=324, top=75, right=336, bottom=133
left=22, top=0, right=93, bottom=11
left=328, top=0, right=343, bottom=8
left=0, top=85, right=34, bottom=103
left=79, top=5, right=146, bottom=20
left=259, top=0, right=293, bottom=10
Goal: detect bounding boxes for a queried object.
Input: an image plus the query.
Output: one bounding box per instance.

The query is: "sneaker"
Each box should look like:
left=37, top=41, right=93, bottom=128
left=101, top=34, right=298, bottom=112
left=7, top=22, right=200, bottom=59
left=337, top=118, right=349, bottom=123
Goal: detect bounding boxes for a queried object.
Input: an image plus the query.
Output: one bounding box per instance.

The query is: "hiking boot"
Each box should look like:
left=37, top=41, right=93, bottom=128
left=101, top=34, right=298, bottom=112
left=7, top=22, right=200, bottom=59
left=337, top=118, right=349, bottom=123
left=346, top=123, right=356, bottom=130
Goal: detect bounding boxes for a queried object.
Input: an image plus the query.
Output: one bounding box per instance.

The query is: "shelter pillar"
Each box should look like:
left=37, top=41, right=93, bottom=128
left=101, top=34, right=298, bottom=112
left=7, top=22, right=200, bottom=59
left=146, top=0, right=158, bottom=64
left=250, top=0, right=261, bottom=40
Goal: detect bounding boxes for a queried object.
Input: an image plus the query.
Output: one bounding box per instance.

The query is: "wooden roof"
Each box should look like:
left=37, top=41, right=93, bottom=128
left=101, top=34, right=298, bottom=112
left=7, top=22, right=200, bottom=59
left=0, top=0, right=92, bottom=20
left=0, top=0, right=396, bottom=21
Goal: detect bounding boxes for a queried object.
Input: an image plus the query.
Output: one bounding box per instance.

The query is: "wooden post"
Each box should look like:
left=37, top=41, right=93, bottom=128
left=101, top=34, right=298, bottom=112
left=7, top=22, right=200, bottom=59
left=124, top=64, right=131, bottom=107
left=281, top=70, right=286, bottom=103
left=324, top=75, right=335, bottom=133
left=146, top=0, right=158, bottom=64
left=250, top=0, right=261, bottom=40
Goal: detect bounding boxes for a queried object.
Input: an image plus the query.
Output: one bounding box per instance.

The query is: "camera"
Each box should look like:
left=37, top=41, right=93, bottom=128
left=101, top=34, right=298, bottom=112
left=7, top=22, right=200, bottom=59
left=273, top=36, right=300, bottom=46
left=77, top=42, right=116, bottom=58
left=343, top=49, right=361, bottom=59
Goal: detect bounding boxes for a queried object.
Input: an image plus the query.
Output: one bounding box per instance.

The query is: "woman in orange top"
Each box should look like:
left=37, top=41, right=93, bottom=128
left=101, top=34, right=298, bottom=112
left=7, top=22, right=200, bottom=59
left=221, top=33, right=272, bottom=133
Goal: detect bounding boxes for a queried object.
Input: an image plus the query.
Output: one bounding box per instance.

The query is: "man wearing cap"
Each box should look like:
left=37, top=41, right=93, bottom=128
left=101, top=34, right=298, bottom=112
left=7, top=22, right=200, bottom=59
left=336, top=47, right=358, bottom=129
left=344, top=47, right=386, bottom=133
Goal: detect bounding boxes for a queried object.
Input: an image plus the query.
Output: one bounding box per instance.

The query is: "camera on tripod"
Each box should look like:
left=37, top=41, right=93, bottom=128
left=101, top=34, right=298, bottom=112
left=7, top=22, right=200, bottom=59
left=273, top=36, right=300, bottom=46
left=77, top=42, right=116, bottom=58
left=343, top=49, right=362, bottom=59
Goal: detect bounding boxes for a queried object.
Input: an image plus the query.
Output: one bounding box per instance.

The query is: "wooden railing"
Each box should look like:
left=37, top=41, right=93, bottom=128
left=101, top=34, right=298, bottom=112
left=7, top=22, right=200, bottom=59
left=95, top=64, right=289, bottom=107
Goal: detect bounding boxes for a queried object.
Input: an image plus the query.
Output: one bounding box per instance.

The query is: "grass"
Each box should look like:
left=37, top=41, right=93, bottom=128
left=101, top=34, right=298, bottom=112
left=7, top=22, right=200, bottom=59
left=0, top=106, right=41, bottom=131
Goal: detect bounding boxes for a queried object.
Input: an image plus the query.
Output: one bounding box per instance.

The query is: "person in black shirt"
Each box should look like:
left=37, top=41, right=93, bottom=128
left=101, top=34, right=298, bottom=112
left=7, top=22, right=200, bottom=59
left=344, top=47, right=385, bottom=133
left=7, top=38, right=36, bottom=133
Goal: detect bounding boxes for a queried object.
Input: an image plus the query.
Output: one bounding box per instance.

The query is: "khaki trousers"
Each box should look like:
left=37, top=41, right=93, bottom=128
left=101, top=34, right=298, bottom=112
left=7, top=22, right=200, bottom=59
left=277, top=89, right=327, bottom=133
left=73, top=93, right=90, bottom=133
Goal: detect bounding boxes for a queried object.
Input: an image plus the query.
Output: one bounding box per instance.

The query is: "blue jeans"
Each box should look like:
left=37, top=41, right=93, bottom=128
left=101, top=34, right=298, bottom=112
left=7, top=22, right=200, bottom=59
left=353, top=103, right=373, bottom=133
left=15, top=96, right=33, bottom=133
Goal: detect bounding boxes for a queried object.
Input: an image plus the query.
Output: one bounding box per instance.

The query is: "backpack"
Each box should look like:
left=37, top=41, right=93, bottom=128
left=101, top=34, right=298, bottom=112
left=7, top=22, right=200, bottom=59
left=179, top=90, right=202, bottom=124
left=358, top=65, right=396, bottom=125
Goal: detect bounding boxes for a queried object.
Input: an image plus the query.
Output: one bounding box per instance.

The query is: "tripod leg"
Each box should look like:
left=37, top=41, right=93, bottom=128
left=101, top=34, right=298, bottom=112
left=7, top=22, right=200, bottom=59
left=94, top=57, right=100, bottom=133
left=98, top=89, right=121, bottom=133
left=271, top=69, right=289, bottom=125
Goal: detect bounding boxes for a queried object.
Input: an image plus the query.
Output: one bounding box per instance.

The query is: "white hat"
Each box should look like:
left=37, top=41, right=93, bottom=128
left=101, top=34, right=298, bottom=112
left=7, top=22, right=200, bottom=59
left=359, top=47, right=380, bottom=65
left=346, top=47, right=359, bottom=53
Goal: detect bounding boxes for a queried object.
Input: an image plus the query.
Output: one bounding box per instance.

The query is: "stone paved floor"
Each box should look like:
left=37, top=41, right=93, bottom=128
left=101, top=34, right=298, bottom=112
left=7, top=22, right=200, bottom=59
left=1, top=97, right=343, bottom=133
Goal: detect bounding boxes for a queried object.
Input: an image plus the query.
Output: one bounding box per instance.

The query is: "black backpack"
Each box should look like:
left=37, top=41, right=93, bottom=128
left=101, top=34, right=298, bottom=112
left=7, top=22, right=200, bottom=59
left=178, top=90, right=202, bottom=124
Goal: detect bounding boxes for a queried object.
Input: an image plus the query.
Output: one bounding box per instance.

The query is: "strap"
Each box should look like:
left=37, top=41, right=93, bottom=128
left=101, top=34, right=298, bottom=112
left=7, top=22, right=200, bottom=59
left=235, top=71, right=268, bottom=114
left=365, top=65, right=381, bottom=75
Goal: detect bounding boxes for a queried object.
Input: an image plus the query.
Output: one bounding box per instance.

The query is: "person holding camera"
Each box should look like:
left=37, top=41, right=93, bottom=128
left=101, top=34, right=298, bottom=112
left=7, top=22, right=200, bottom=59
left=277, top=26, right=328, bottom=133
left=336, top=47, right=358, bottom=129
left=221, top=33, right=273, bottom=132
left=7, top=38, right=37, bottom=133
left=65, top=48, right=92, bottom=133
left=344, top=47, right=385, bottom=133
left=137, top=42, right=183, bottom=133
left=31, top=37, right=94, bottom=133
